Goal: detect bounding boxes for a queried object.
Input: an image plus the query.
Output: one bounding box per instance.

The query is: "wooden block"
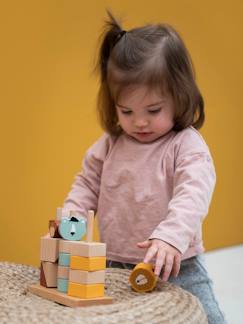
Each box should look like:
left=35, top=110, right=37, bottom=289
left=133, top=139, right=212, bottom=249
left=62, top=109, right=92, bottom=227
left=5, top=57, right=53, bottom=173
left=59, top=239, right=72, bottom=253
left=69, top=269, right=105, bottom=284
left=40, top=263, right=47, bottom=287
left=59, top=216, right=86, bottom=241
left=49, top=220, right=61, bottom=238
left=57, top=265, right=69, bottom=279
left=70, top=256, right=106, bottom=271
left=57, top=278, right=69, bottom=293
left=129, top=263, right=158, bottom=292
left=40, top=237, right=59, bottom=262
left=69, top=241, right=106, bottom=257
left=28, top=284, right=113, bottom=307
left=58, top=252, right=70, bottom=266
left=40, top=261, right=57, bottom=287
left=68, top=282, right=104, bottom=298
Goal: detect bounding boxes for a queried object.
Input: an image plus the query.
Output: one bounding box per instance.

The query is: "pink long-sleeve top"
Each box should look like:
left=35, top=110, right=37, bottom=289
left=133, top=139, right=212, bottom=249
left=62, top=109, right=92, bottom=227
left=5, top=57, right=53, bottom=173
left=63, top=126, right=216, bottom=264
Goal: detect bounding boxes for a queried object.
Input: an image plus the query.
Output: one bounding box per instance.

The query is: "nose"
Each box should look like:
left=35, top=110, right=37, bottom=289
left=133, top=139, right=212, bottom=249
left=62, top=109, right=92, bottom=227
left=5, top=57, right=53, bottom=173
left=70, top=224, right=76, bottom=235
left=134, top=117, right=149, bottom=128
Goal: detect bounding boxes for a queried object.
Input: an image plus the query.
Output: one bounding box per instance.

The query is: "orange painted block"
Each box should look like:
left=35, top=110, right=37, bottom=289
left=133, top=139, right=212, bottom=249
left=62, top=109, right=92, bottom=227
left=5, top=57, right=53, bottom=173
left=70, top=256, right=106, bottom=271
left=69, top=241, right=106, bottom=257
left=69, top=269, right=105, bottom=284
left=129, top=263, right=158, bottom=292
left=68, top=282, right=104, bottom=298
left=40, top=237, right=59, bottom=262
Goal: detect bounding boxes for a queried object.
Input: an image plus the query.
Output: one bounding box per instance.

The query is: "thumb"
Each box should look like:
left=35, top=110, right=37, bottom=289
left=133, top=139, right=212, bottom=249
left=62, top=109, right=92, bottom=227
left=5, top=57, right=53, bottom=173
left=137, top=240, right=152, bottom=248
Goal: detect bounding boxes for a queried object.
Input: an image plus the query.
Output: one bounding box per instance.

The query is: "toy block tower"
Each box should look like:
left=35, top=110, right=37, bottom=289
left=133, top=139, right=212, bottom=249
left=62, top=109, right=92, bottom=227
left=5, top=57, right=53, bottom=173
left=29, top=208, right=112, bottom=307
left=68, top=210, right=106, bottom=298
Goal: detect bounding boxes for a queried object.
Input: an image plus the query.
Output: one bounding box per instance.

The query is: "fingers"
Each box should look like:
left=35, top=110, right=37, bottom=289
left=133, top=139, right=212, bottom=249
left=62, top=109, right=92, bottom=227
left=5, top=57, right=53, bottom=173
left=137, top=240, right=152, bottom=248
left=154, top=249, right=166, bottom=276
left=161, top=254, right=174, bottom=281
left=143, top=244, right=158, bottom=264
left=172, top=253, right=181, bottom=277
left=138, top=239, right=181, bottom=281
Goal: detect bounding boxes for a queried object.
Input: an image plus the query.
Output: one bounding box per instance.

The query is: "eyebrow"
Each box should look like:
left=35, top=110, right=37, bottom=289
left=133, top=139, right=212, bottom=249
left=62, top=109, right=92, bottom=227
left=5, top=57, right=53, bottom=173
left=117, top=100, right=165, bottom=109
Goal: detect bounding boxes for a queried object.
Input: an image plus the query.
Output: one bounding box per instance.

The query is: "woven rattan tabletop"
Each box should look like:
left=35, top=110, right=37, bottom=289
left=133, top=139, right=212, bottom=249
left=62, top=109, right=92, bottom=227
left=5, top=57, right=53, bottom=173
left=0, top=262, right=207, bottom=324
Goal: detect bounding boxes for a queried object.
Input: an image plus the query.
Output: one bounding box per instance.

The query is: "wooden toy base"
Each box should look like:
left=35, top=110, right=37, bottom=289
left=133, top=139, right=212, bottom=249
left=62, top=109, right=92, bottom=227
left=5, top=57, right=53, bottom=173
left=28, top=284, right=113, bottom=307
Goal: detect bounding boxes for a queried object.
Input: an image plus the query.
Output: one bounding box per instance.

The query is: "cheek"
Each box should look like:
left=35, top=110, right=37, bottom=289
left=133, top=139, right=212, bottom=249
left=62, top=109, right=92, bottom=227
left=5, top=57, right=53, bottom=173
left=117, top=113, right=129, bottom=128
left=154, top=114, right=165, bottom=124
left=154, top=114, right=174, bottom=129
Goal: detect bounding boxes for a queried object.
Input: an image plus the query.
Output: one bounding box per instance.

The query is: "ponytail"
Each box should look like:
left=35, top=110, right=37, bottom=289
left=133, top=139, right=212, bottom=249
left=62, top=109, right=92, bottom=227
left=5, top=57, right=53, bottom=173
left=97, top=9, right=125, bottom=82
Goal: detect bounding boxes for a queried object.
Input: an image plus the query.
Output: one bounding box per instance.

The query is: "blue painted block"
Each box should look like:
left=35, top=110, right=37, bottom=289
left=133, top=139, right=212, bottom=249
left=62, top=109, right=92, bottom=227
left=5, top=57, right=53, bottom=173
left=57, top=278, right=69, bottom=293
left=58, top=252, right=70, bottom=266
left=59, top=216, right=87, bottom=241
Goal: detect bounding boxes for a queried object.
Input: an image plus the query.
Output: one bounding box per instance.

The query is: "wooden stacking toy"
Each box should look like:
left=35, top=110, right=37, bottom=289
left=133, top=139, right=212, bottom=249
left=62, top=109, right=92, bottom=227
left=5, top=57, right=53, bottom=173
left=29, top=208, right=113, bottom=307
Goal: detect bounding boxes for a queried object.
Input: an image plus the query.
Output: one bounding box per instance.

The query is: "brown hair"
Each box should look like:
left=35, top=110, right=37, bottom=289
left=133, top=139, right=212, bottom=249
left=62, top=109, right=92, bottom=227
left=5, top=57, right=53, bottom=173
left=92, top=9, right=205, bottom=136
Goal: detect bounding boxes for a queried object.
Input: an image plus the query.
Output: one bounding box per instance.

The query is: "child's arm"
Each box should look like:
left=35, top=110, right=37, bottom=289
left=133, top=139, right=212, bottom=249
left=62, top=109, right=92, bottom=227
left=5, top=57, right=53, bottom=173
left=138, top=149, right=216, bottom=280
left=62, top=133, right=113, bottom=217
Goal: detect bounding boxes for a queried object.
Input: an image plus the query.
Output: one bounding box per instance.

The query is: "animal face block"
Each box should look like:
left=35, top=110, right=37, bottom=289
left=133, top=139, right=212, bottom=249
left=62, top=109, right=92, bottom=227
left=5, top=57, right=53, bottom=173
left=129, top=263, right=157, bottom=292
left=59, top=216, right=87, bottom=241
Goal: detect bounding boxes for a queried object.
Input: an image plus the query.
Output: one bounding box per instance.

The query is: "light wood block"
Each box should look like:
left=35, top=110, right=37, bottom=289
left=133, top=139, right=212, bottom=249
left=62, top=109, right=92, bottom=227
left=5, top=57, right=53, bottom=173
left=70, top=256, right=106, bottom=271
left=59, top=239, right=72, bottom=253
left=70, top=241, right=106, bottom=257
left=28, top=284, right=113, bottom=307
left=40, top=261, right=57, bottom=287
left=69, top=269, right=105, bottom=284
left=57, top=265, right=69, bottom=279
left=40, top=237, right=59, bottom=262
left=68, top=282, right=104, bottom=298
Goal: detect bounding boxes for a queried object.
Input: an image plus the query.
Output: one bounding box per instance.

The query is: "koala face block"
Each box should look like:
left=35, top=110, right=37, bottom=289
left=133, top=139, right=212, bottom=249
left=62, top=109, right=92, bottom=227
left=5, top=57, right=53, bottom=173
left=59, top=216, right=87, bottom=241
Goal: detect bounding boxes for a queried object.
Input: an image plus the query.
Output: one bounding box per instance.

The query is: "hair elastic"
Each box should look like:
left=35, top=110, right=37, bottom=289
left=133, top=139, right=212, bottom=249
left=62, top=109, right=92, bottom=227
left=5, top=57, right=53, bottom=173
left=117, top=30, right=126, bottom=40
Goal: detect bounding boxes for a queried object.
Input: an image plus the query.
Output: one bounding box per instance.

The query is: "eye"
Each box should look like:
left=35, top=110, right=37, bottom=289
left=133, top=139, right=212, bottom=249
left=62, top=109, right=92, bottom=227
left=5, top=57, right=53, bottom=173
left=121, top=110, right=132, bottom=114
left=148, top=108, right=162, bottom=114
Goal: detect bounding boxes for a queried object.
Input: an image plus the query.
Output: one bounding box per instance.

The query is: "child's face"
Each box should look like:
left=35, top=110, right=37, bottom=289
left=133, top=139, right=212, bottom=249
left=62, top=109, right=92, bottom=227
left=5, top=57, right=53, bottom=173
left=115, top=85, right=175, bottom=143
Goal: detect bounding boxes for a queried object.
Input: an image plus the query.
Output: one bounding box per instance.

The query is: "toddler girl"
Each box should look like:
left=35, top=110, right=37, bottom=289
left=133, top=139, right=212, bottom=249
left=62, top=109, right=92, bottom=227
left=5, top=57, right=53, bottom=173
left=63, top=10, right=226, bottom=324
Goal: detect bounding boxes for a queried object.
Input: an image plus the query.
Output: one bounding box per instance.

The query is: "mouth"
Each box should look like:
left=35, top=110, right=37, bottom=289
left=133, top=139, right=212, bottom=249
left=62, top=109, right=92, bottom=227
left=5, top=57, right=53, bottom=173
left=135, top=132, right=153, bottom=135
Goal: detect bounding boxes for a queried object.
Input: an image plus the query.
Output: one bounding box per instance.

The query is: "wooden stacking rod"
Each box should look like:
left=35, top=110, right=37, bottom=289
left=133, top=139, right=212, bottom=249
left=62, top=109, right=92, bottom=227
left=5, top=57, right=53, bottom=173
left=86, top=210, right=94, bottom=242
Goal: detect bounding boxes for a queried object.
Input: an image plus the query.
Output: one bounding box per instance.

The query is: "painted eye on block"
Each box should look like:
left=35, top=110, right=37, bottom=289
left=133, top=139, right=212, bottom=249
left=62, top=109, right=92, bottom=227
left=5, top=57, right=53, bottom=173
left=136, top=274, right=148, bottom=285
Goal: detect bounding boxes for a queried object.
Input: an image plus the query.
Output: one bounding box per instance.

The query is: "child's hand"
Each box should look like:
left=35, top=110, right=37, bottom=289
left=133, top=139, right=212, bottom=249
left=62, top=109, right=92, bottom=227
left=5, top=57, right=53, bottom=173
left=137, top=239, right=181, bottom=281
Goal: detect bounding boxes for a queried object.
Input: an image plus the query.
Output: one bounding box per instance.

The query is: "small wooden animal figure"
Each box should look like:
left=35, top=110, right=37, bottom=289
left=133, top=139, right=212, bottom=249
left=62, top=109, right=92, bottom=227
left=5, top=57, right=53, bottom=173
left=59, top=211, right=87, bottom=241
left=49, top=220, right=61, bottom=238
left=48, top=207, right=64, bottom=238
left=129, top=263, right=158, bottom=292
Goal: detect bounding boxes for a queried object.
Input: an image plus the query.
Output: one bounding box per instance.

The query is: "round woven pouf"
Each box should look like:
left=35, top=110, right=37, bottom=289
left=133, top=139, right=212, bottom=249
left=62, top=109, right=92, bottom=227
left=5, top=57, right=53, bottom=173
left=0, top=262, right=207, bottom=324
